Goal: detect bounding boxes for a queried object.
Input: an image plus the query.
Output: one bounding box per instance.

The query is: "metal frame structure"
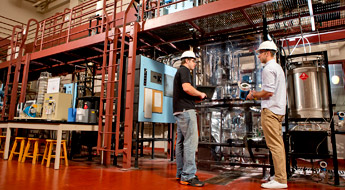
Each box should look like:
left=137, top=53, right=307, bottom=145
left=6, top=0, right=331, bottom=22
left=1, top=19, right=39, bottom=121
left=281, top=51, right=340, bottom=186
left=0, top=0, right=345, bottom=170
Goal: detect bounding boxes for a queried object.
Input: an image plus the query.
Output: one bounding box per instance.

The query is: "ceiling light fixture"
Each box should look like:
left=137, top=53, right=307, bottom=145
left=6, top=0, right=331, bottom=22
left=332, top=75, right=340, bottom=85
left=307, top=0, right=316, bottom=31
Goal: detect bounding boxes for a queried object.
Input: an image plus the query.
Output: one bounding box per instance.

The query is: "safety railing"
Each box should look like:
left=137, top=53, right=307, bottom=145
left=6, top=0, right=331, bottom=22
left=0, top=16, right=25, bottom=62
left=33, top=0, right=217, bottom=52
left=139, top=0, right=218, bottom=21
left=33, top=0, right=134, bottom=52
left=0, top=0, right=217, bottom=61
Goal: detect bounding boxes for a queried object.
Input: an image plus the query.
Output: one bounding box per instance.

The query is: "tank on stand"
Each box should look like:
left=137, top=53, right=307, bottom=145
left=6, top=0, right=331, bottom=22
left=287, top=60, right=329, bottom=118
left=282, top=51, right=340, bottom=185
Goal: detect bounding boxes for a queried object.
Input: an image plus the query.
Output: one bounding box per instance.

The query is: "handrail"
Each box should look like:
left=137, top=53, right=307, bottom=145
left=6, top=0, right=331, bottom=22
left=139, top=0, right=219, bottom=22
left=1, top=0, right=137, bottom=56
left=141, top=0, right=189, bottom=21
left=9, top=25, right=23, bottom=63
left=24, top=19, right=40, bottom=53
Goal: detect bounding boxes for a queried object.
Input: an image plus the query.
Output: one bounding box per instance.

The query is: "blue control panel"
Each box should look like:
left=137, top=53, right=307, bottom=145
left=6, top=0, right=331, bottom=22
left=137, top=55, right=177, bottom=123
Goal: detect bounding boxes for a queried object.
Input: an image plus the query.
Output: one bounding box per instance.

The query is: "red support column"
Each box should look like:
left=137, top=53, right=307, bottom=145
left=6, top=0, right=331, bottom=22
left=18, top=53, right=31, bottom=105
left=123, top=22, right=139, bottom=169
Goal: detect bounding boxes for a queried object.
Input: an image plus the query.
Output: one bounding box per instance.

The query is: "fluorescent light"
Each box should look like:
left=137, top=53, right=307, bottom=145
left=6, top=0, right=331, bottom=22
left=307, top=0, right=315, bottom=31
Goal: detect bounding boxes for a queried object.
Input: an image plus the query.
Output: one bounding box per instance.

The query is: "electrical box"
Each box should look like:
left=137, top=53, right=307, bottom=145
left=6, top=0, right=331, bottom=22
left=42, top=93, right=72, bottom=121
left=136, top=55, right=177, bottom=123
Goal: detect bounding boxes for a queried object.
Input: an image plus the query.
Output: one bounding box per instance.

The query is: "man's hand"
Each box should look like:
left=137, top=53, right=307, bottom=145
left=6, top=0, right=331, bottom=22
left=246, top=90, right=256, bottom=100
left=200, top=92, right=207, bottom=100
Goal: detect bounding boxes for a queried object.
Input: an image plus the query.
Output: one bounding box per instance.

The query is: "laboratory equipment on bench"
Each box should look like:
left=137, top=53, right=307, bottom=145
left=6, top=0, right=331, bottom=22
left=42, top=93, right=72, bottom=121
left=23, top=101, right=37, bottom=117
left=19, top=100, right=42, bottom=118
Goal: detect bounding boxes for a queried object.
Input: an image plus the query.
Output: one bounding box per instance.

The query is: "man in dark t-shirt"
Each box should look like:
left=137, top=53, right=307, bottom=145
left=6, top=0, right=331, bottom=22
left=173, top=50, right=206, bottom=187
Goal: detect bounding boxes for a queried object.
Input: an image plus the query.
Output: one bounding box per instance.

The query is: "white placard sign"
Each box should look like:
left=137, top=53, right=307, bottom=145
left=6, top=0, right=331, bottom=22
left=47, top=77, right=60, bottom=93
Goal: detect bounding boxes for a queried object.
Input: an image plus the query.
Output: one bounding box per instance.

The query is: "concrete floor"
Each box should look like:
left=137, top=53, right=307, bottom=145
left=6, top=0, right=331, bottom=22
left=0, top=156, right=344, bottom=190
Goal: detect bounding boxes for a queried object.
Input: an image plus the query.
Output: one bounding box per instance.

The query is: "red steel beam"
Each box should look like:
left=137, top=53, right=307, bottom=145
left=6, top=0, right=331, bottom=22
left=240, top=9, right=255, bottom=28
left=18, top=53, right=31, bottom=105
left=141, top=0, right=270, bottom=31
left=146, top=31, right=180, bottom=51
left=88, top=46, right=104, bottom=53
left=0, top=60, right=10, bottom=69
left=102, top=4, right=115, bottom=165
left=29, top=54, right=104, bottom=72
left=30, top=31, right=108, bottom=60
left=30, top=24, right=133, bottom=61
left=63, top=51, right=102, bottom=65
left=139, top=36, right=193, bottom=50
left=9, top=55, right=22, bottom=120
left=139, top=38, right=168, bottom=54
left=188, top=21, right=205, bottom=35
left=123, top=21, right=139, bottom=169
left=282, top=29, right=345, bottom=47
left=114, top=0, right=138, bottom=160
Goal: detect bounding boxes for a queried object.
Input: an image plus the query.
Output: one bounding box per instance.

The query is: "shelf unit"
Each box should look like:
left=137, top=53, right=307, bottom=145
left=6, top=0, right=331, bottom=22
left=282, top=51, right=340, bottom=185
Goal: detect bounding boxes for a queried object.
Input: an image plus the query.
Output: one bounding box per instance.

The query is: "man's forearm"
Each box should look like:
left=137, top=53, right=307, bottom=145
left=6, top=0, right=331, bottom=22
left=253, top=90, right=273, bottom=99
left=185, top=86, right=203, bottom=97
left=182, top=83, right=203, bottom=97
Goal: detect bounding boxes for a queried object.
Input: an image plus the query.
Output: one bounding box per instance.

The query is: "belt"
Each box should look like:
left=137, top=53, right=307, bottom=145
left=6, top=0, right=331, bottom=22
left=183, top=109, right=195, bottom=112
left=173, top=109, right=195, bottom=115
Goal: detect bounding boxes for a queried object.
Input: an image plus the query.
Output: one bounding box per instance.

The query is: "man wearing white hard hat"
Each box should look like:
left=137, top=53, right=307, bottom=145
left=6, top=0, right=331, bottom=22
left=247, top=41, right=287, bottom=189
left=173, top=50, right=207, bottom=187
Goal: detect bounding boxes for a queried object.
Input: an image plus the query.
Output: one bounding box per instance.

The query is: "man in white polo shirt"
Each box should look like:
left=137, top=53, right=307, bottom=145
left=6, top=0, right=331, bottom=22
left=247, top=41, right=287, bottom=189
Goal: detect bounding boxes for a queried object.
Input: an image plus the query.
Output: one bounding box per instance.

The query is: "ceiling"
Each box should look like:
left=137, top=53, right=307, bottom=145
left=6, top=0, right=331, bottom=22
left=24, top=0, right=69, bottom=13
left=137, top=0, right=345, bottom=56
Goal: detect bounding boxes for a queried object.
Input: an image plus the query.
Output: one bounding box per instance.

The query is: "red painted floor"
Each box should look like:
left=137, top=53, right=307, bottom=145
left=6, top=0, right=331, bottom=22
left=0, top=157, right=344, bottom=190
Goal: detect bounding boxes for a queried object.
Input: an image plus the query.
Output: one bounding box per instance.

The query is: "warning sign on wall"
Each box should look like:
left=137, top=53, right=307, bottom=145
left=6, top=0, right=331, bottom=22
left=300, top=72, right=309, bottom=80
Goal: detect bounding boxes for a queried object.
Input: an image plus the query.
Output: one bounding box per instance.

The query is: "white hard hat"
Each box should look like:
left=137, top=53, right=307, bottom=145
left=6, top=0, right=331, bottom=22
left=181, top=51, right=196, bottom=59
left=256, top=41, right=277, bottom=52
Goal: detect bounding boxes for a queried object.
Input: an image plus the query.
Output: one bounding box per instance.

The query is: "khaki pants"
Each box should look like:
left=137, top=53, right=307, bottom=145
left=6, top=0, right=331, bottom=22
left=261, top=108, right=287, bottom=184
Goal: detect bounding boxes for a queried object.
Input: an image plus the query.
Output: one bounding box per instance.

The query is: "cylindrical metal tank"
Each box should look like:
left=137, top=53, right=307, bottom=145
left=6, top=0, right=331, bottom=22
left=287, top=65, right=329, bottom=118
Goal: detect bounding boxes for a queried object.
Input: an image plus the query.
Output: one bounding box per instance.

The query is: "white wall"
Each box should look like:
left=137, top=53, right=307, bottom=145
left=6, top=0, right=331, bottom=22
left=285, top=41, right=345, bottom=62
left=0, top=0, right=44, bottom=23
left=0, top=0, right=75, bottom=24
left=43, top=2, right=71, bottom=19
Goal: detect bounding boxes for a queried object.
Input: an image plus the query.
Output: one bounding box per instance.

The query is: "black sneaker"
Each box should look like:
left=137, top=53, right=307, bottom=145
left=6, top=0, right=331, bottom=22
left=180, top=176, right=205, bottom=187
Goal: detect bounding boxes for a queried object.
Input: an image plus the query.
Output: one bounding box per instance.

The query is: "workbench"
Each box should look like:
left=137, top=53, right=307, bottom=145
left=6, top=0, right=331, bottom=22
left=0, top=122, right=98, bottom=169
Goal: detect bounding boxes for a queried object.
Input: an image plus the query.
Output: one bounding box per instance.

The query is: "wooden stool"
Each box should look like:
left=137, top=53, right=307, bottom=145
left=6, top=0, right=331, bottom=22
left=41, top=139, right=68, bottom=167
left=21, top=138, right=43, bottom=164
left=9, top=137, right=27, bottom=162
left=0, top=136, right=5, bottom=155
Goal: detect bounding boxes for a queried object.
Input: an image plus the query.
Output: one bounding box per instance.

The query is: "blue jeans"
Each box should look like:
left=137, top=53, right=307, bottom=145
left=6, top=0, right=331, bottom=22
left=174, top=109, right=198, bottom=181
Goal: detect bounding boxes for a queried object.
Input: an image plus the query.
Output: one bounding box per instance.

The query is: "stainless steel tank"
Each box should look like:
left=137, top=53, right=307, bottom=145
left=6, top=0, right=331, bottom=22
left=287, top=66, right=329, bottom=118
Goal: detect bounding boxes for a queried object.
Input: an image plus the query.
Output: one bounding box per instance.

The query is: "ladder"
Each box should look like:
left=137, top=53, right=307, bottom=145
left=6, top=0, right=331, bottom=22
left=1, top=19, right=39, bottom=121
left=96, top=0, right=139, bottom=167
left=1, top=25, right=24, bottom=121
